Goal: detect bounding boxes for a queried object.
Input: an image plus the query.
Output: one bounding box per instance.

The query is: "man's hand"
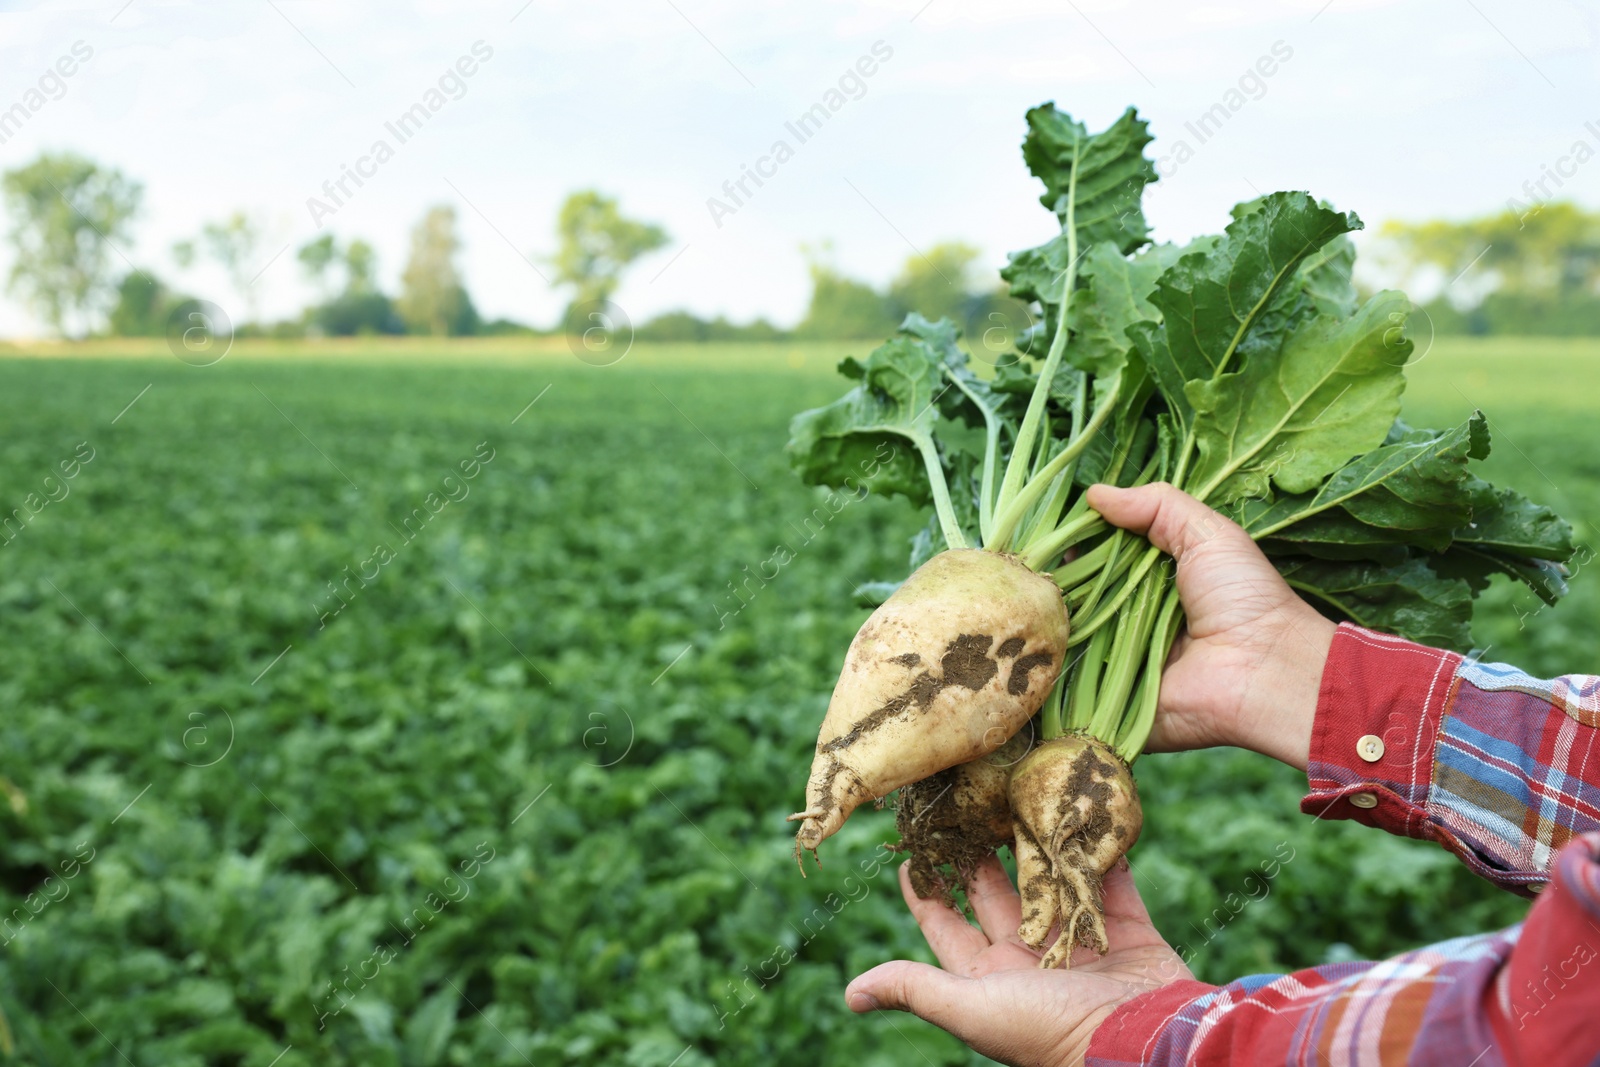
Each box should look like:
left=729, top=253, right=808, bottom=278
left=1086, top=482, right=1336, bottom=771
left=845, top=857, right=1191, bottom=1067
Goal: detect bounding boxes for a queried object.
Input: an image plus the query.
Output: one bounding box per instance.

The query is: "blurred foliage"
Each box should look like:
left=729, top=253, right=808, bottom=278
left=794, top=250, right=897, bottom=340
left=635, top=312, right=785, bottom=344
left=886, top=242, right=984, bottom=325
left=106, top=270, right=189, bottom=339
left=398, top=207, right=477, bottom=338
left=548, top=190, right=668, bottom=333
left=1, top=153, right=142, bottom=337
left=312, top=292, right=406, bottom=338
left=1378, top=202, right=1600, bottom=335
left=0, top=339, right=1587, bottom=1064
left=297, top=236, right=405, bottom=338
left=797, top=243, right=1032, bottom=348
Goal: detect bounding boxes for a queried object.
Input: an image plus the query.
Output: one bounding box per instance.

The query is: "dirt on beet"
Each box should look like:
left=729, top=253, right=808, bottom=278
left=895, top=728, right=1034, bottom=903
left=1008, top=733, right=1142, bottom=967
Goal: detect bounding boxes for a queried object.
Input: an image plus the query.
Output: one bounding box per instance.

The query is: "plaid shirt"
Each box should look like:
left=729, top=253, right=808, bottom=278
left=1089, top=624, right=1600, bottom=1067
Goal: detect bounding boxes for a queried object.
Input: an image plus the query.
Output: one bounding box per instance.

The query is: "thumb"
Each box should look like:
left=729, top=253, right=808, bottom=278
left=847, top=961, right=1075, bottom=1065
left=1086, top=482, right=1243, bottom=563
left=845, top=960, right=968, bottom=1022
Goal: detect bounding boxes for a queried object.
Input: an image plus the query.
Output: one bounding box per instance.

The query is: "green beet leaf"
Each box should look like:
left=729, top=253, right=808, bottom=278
left=1276, top=555, right=1476, bottom=652
left=1240, top=414, right=1492, bottom=551
left=786, top=335, right=946, bottom=508
left=1150, top=192, right=1359, bottom=390
left=1021, top=104, right=1157, bottom=254
left=1186, top=290, right=1412, bottom=505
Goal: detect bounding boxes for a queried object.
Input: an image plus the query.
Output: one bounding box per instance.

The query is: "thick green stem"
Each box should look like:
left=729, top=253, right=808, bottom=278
left=1031, top=411, right=1053, bottom=479
left=1086, top=573, right=1159, bottom=741
left=941, top=365, right=1005, bottom=545
left=1115, top=587, right=1183, bottom=761
left=913, top=435, right=968, bottom=550
left=1023, top=513, right=1106, bottom=572
left=989, top=377, right=1119, bottom=552
left=1065, top=544, right=1162, bottom=648
left=1033, top=432, right=1160, bottom=574
left=1020, top=376, right=1086, bottom=548
left=1115, top=650, right=1162, bottom=765
left=1068, top=530, right=1130, bottom=618
left=976, top=411, right=1002, bottom=544
left=1039, top=673, right=1068, bottom=740
left=1052, top=534, right=1115, bottom=589
left=1019, top=465, right=1075, bottom=551
left=991, top=145, right=1081, bottom=536
left=1067, top=627, right=1111, bottom=733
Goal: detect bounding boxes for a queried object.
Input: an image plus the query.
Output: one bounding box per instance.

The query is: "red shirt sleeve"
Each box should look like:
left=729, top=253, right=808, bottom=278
left=1301, top=624, right=1600, bottom=892
left=1086, top=626, right=1600, bottom=1064
left=1086, top=834, right=1600, bottom=1067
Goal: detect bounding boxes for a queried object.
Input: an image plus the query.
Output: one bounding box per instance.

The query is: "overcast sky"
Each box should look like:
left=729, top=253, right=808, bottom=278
left=0, top=0, right=1595, bottom=338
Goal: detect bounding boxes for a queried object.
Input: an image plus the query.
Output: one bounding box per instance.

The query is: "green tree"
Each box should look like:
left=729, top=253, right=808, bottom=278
left=297, top=233, right=339, bottom=298
left=108, top=269, right=186, bottom=337
left=299, top=234, right=403, bottom=337
left=887, top=241, right=983, bottom=325
left=398, top=206, right=476, bottom=336
left=345, top=239, right=378, bottom=293
left=1, top=152, right=143, bottom=336
left=795, top=245, right=896, bottom=339
left=298, top=235, right=379, bottom=297
left=549, top=190, right=668, bottom=331
left=175, top=211, right=265, bottom=321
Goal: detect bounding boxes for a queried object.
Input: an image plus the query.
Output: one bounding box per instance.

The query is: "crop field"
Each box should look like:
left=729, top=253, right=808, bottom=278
left=0, top=336, right=1593, bottom=1065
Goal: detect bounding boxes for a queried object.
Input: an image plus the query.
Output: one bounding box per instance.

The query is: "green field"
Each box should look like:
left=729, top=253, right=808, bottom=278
left=0, top=336, right=1593, bottom=1065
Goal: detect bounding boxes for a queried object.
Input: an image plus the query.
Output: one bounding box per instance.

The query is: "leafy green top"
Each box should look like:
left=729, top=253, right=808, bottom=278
left=786, top=101, right=1577, bottom=760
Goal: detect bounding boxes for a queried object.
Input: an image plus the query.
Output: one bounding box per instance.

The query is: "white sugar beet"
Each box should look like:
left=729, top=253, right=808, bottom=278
left=789, top=549, right=1068, bottom=864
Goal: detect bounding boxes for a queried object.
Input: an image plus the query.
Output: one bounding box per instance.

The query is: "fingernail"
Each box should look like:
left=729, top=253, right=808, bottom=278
left=848, top=991, right=881, bottom=1012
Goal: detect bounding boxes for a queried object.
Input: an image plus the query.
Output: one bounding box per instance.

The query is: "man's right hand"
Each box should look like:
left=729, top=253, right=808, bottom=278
left=1086, top=482, right=1336, bottom=772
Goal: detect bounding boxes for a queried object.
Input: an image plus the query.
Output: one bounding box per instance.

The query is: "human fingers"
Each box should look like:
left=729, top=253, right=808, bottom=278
left=846, top=962, right=1075, bottom=1066
left=1085, top=482, right=1244, bottom=563
left=965, top=854, right=1025, bottom=946
left=899, top=862, right=989, bottom=972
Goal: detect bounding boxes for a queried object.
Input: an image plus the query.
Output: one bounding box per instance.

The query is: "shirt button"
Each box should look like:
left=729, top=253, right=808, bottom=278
left=1357, top=735, right=1385, bottom=762
left=1349, top=792, right=1378, bottom=809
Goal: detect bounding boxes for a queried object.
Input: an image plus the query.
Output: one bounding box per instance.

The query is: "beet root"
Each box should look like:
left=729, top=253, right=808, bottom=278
left=895, top=727, right=1034, bottom=902
left=1008, top=733, right=1141, bottom=968
left=789, top=549, right=1069, bottom=864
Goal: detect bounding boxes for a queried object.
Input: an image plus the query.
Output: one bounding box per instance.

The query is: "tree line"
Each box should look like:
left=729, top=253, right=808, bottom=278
left=1377, top=202, right=1600, bottom=336
left=1, top=153, right=678, bottom=341
left=4, top=151, right=1596, bottom=342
